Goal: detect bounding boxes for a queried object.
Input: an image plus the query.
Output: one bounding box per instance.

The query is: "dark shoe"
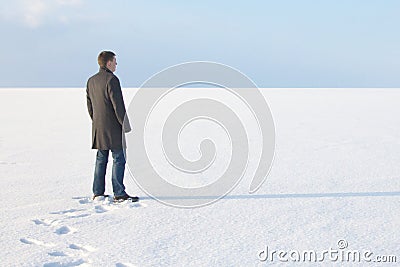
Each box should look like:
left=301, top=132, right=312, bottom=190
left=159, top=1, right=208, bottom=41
left=92, top=194, right=109, bottom=200
left=113, top=194, right=139, bottom=202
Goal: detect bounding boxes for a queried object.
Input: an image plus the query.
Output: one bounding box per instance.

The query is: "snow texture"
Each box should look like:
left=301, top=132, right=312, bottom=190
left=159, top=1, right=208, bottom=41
left=0, top=88, right=399, bottom=266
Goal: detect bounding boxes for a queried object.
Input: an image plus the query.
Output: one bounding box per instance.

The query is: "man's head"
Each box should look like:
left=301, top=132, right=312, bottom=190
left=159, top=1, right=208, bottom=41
left=98, top=51, right=117, bottom=72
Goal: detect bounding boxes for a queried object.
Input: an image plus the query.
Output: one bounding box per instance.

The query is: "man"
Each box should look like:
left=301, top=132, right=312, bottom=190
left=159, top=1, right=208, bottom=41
left=86, top=51, right=138, bottom=202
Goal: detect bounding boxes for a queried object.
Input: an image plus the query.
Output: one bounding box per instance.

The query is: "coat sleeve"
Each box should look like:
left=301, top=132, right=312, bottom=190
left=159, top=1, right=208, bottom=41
left=86, top=80, right=93, bottom=120
left=108, top=76, right=132, bottom=133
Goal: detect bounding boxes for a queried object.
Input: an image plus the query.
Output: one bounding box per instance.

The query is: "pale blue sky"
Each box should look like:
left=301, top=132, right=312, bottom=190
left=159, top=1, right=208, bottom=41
left=0, top=0, right=399, bottom=87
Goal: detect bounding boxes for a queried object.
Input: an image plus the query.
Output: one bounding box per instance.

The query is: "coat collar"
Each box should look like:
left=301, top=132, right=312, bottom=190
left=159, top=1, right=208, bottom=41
left=99, top=66, right=113, bottom=74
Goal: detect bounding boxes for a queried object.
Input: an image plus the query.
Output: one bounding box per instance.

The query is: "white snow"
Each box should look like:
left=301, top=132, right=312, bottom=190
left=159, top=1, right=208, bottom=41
left=0, top=88, right=399, bottom=266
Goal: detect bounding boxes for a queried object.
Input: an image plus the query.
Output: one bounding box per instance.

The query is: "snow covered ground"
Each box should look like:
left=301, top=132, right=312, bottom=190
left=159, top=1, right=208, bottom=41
left=0, top=88, right=399, bottom=266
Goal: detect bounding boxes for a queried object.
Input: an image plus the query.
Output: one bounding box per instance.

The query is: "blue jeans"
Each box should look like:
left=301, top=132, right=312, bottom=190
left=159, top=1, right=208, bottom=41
left=93, top=149, right=127, bottom=197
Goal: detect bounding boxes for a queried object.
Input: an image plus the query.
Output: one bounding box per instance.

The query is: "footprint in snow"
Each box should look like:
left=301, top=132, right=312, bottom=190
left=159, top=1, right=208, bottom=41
left=72, top=196, right=91, bottom=205
left=32, top=218, right=59, bottom=227
left=77, top=198, right=90, bottom=205
left=50, top=208, right=85, bottom=215
left=48, top=251, right=69, bottom=257
left=69, top=243, right=96, bottom=252
left=66, top=213, right=91, bottom=219
left=43, top=258, right=86, bottom=267
left=55, top=226, right=76, bottom=235
left=76, top=196, right=111, bottom=205
left=20, top=237, right=55, bottom=247
left=116, top=263, right=137, bottom=267
left=94, top=205, right=111, bottom=213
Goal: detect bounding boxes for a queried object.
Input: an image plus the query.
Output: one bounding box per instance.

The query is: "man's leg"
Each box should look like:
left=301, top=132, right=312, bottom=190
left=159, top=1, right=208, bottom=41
left=93, top=150, right=109, bottom=195
left=111, top=149, right=126, bottom=197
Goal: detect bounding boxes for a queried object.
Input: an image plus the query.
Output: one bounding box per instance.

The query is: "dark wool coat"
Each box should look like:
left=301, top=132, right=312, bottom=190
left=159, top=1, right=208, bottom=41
left=86, top=67, right=131, bottom=150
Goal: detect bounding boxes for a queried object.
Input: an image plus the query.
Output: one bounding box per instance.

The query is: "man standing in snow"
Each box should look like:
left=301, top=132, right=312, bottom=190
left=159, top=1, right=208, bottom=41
left=86, top=51, right=138, bottom=202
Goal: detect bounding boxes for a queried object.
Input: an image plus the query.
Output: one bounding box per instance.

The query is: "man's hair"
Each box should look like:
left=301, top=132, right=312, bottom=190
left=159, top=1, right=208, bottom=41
left=98, top=51, right=116, bottom=68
